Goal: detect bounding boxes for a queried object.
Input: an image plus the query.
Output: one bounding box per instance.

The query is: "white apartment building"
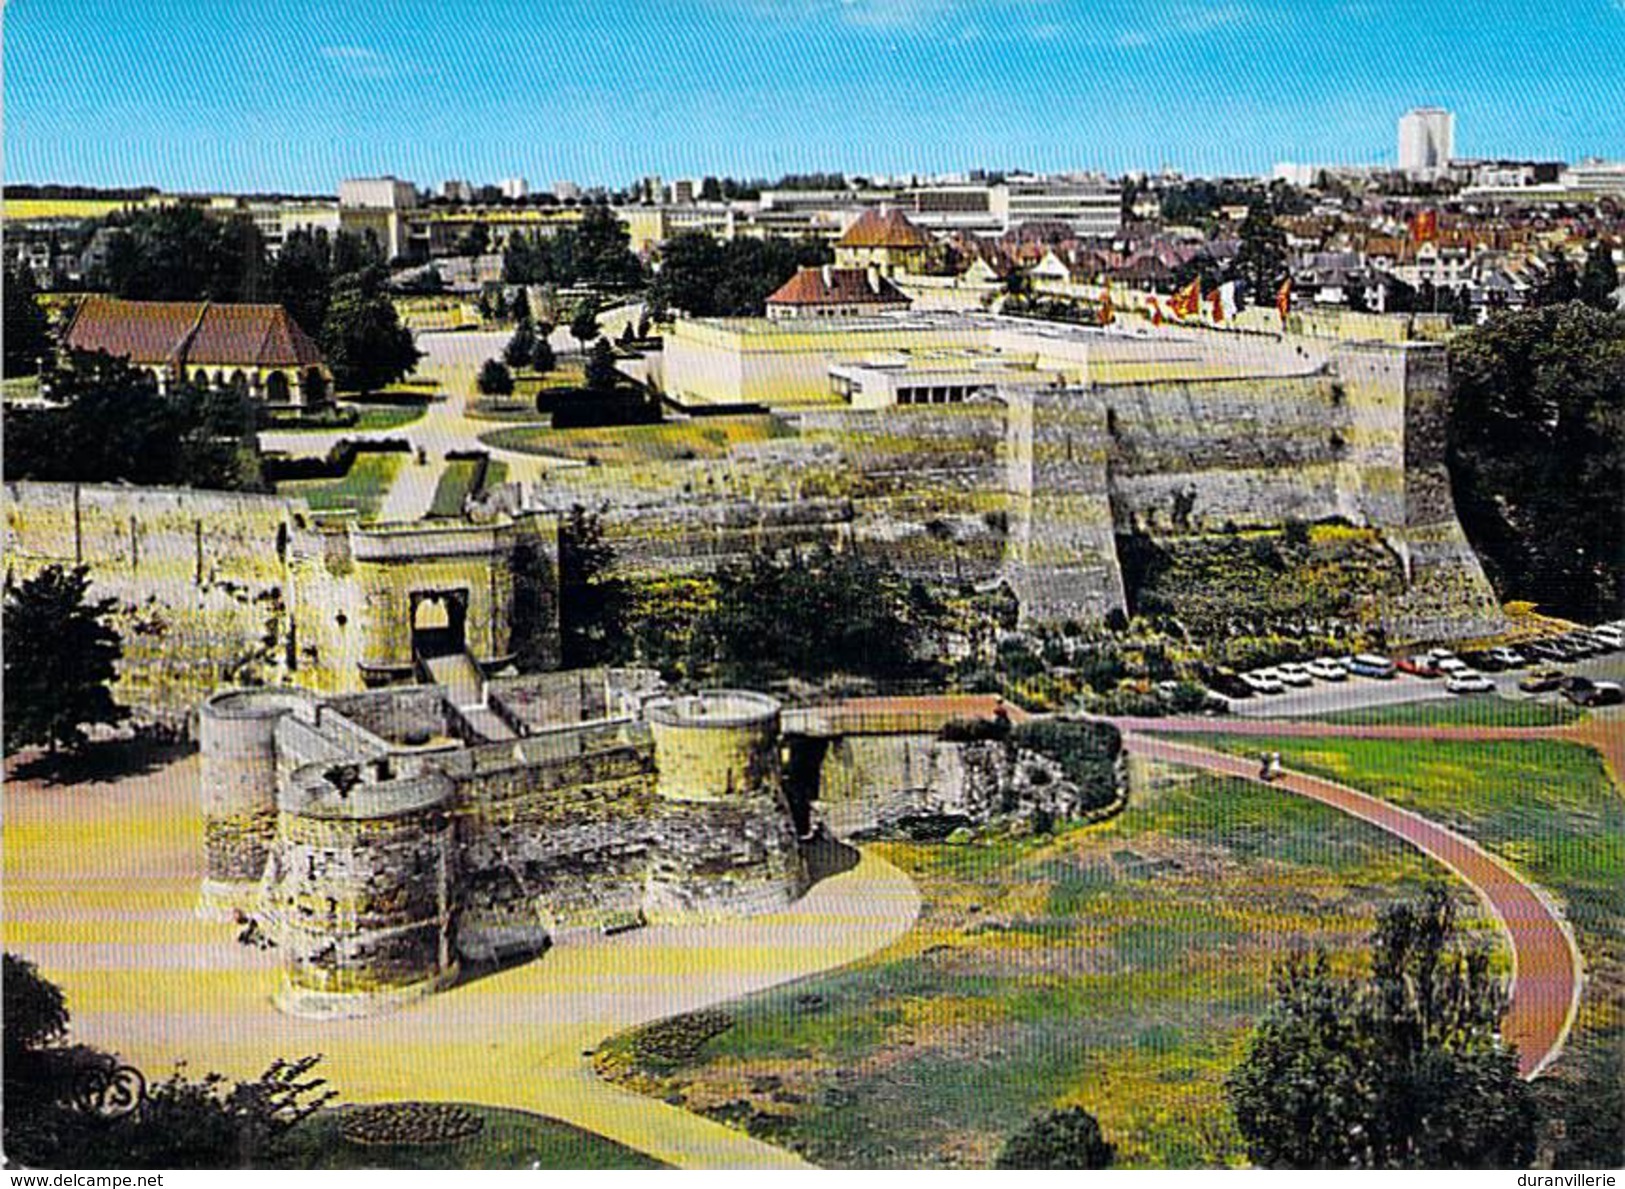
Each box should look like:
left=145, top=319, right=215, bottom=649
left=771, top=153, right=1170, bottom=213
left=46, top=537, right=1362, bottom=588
left=1398, top=108, right=1455, bottom=177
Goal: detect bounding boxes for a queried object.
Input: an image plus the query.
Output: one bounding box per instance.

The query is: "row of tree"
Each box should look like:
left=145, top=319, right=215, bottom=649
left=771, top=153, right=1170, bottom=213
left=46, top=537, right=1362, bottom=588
left=645, top=232, right=833, bottom=319
left=500, top=205, right=644, bottom=287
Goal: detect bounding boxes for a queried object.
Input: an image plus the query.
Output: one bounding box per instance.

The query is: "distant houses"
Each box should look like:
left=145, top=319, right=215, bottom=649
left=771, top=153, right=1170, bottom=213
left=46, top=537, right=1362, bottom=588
left=62, top=296, right=331, bottom=405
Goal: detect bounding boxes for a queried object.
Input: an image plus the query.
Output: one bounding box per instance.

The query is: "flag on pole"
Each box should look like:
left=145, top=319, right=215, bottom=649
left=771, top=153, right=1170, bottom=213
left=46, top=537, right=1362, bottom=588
left=1412, top=209, right=1438, bottom=245
left=1148, top=296, right=1164, bottom=326
left=1276, top=277, right=1293, bottom=323
left=1098, top=285, right=1115, bottom=326
left=1169, top=278, right=1202, bottom=318
left=1212, top=282, right=1238, bottom=324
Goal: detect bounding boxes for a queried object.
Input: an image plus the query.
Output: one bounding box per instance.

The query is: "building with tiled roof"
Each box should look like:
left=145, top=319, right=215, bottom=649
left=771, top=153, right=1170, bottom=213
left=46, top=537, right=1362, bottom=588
left=834, top=207, right=932, bottom=276
left=765, top=265, right=912, bottom=319
left=62, top=296, right=332, bottom=406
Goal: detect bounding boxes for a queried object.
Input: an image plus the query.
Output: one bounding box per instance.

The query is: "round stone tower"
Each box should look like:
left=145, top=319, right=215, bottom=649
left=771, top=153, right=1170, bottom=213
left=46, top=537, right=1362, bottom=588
left=263, top=764, right=459, bottom=1019
left=643, top=691, right=807, bottom=922
left=646, top=691, right=784, bottom=802
left=198, top=688, right=315, bottom=918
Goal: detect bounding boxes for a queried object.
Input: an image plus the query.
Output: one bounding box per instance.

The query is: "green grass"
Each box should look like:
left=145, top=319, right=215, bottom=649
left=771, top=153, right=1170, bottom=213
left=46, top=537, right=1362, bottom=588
left=273, top=1104, right=664, bottom=1170
left=279, top=453, right=403, bottom=521
left=270, top=401, right=429, bottom=433
left=1178, top=731, right=1624, bottom=1168
left=428, top=459, right=482, bottom=518
left=480, top=414, right=790, bottom=464
left=2, top=374, right=42, bottom=401
left=595, top=765, right=1485, bottom=1169
left=1298, top=695, right=1582, bottom=728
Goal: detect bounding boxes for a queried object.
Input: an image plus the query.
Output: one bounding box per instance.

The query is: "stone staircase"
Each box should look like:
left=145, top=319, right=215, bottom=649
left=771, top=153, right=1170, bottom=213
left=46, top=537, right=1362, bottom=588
left=421, top=651, right=516, bottom=741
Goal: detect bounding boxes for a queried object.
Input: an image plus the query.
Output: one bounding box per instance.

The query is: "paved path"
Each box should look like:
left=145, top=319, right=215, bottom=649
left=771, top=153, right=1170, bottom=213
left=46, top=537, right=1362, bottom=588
left=1121, top=732, right=1583, bottom=1077
left=3, top=752, right=921, bottom=1169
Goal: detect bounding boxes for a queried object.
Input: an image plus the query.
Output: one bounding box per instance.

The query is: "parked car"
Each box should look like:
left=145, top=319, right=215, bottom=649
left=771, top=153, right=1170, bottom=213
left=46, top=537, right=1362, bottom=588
left=1525, top=641, right=1569, bottom=664
left=1397, top=656, right=1441, bottom=677
left=1346, top=653, right=1397, bottom=679
left=1488, top=647, right=1528, bottom=668
left=1519, top=669, right=1567, bottom=694
left=1560, top=633, right=1602, bottom=657
left=1446, top=671, right=1495, bottom=694
left=1274, top=663, right=1314, bottom=687
left=1561, top=677, right=1624, bottom=707
left=1242, top=671, right=1286, bottom=695
left=1436, top=656, right=1471, bottom=676
left=1459, top=650, right=1505, bottom=672
left=1207, top=671, right=1254, bottom=699
left=1589, top=625, right=1624, bottom=650
left=1307, top=658, right=1348, bottom=681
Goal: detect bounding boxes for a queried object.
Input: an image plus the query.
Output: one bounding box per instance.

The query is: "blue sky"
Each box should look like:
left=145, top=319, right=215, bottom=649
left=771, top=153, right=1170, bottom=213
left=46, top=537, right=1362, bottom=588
left=5, top=0, right=1622, bottom=192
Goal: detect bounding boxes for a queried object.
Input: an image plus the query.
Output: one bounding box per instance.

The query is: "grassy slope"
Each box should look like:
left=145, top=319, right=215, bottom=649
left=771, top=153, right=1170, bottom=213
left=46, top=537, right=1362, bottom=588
left=1297, top=696, right=1582, bottom=728
left=596, top=767, right=1483, bottom=1169
left=1181, top=732, right=1624, bottom=1166
left=279, top=453, right=402, bottom=521
left=276, top=1104, right=664, bottom=1170
left=480, top=414, right=787, bottom=464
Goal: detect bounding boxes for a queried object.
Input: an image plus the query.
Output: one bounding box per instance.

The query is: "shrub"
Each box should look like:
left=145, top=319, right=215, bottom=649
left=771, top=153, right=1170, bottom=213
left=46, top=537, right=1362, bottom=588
left=996, top=1106, right=1115, bottom=1169
left=1010, top=719, right=1121, bottom=809
left=477, top=359, right=514, bottom=396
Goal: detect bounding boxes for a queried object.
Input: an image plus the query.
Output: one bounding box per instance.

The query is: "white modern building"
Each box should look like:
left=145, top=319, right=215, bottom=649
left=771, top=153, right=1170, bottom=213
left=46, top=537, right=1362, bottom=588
left=499, top=177, right=530, bottom=200
left=1398, top=108, right=1455, bottom=177
left=440, top=179, right=475, bottom=203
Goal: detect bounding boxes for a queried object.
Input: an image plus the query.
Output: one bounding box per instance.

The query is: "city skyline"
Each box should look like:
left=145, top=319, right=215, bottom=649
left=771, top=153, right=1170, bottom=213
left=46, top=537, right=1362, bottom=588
left=5, top=0, right=1623, bottom=193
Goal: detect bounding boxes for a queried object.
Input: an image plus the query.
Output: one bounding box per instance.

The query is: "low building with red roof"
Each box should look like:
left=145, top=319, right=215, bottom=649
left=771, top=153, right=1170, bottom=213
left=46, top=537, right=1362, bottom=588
left=765, top=265, right=912, bottom=319
left=61, top=296, right=332, bottom=406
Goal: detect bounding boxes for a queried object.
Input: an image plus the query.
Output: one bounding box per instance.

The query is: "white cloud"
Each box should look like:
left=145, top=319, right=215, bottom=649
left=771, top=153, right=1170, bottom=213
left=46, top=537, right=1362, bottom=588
left=1113, top=3, right=1254, bottom=49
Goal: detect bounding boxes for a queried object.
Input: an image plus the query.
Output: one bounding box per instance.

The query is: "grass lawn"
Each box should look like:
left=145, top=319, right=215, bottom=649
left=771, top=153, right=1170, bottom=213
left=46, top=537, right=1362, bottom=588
left=480, top=414, right=789, bottom=464
left=1170, top=730, right=1624, bottom=1168
left=2, top=374, right=42, bottom=401
left=279, top=453, right=403, bottom=521
left=1297, top=695, right=1582, bottom=728
left=270, top=401, right=430, bottom=433
left=274, top=1104, right=664, bottom=1170
left=595, top=764, right=1489, bottom=1168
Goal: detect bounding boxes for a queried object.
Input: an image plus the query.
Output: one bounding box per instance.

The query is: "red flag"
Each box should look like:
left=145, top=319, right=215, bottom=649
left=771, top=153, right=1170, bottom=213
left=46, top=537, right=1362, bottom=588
left=1208, top=287, right=1225, bottom=323
left=1098, top=286, right=1115, bottom=326
left=1149, top=297, right=1164, bottom=326
left=1169, top=278, right=1202, bottom=318
left=1276, top=277, right=1292, bottom=323
left=1412, top=209, right=1438, bottom=245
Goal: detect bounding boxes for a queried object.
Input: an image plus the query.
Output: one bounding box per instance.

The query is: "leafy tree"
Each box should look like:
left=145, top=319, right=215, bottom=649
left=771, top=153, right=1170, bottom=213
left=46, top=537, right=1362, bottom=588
left=573, top=203, right=644, bottom=287
left=269, top=229, right=336, bottom=339
left=1448, top=303, right=1625, bottom=619
left=4, top=265, right=52, bottom=376
left=530, top=334, right=556, bottom=376
left=558, top=505, right=628, bottom=667
left=4, top=953, right=68, bottom=1064
left=699, top=176, right=723, bottom=202
left=3, top=565, right=127, bottom=756
left=1532, top=251, right=1579, bottom=306
left=585, top=338, right=619, bottom=394
left=4, top=353, right=262, bottom=490
left=569, top=301, right=600, bottom=350
left=98, top=206, right=268, bottom=302
left=1231, top=206, right=1289, bottom=304
left=647, top=232, right=832, bottom=318
left=454, top=222, right=490, bottom=257
left=1227, top=886, right=1537, bottom=1169
left=510, top=286, right=532, bottom=325
left=1579, top=242, right=1620, bottom=311
left=477, top=358, right=514, bottom=396
left=319, top=267, right=421, bottom=394
left=503, top=318, right=537, bottom=369
left=995, top=1106, right=1115, bottom=1170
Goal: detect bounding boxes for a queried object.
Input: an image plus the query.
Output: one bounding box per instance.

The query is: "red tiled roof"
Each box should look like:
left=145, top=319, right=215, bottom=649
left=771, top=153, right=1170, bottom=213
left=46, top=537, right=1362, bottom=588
left=766, top=266, right=911, bottom=307
left=63, top=296, right=325, bottom=369
left=836, top=207, right=932, bottom=249
left=63, top=297, right=205, bottom=365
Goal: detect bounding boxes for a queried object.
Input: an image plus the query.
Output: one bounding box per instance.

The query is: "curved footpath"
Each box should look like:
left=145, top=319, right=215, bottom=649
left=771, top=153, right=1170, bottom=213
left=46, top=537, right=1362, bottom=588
left=1121, top=731, right=1583, bottom=1077
left=2, top=753, right=921, bottom=1170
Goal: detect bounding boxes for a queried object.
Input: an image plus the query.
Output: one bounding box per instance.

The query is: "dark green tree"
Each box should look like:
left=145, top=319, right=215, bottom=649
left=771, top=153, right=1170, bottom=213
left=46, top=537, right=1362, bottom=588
left=269, top=229, right=335, bottom=341
left=454, top=222, right=490, bottom=257
left=573, top=204, right=644, bottom=287
left=1231, top=206, right=1289, bottom=304
left=510, top=286, right=532, bottom=325
left=99, top=206, right=268, bottom=302
left=4, top=265, right=52, bottom=376
left=477, top=358, right=514, bottom=396
left=4, top=953, right=69, bottom=1064
left=569, top=301, right=600, bottom=350
left=1579, top=242, right=1620, bottom=311
left=1448, top=302, right=1625, bottom=619
left=319, top=268, right=421, bottom=394
left=699, top=176, right=723, bottom=202
left=1532, top=251, right=1580, bottom=306
left=503, top=318, right=537, bottom=369
left=558, top=505, right=628, bottom=667
left=530, top=334, right=556, bottom=376
left=3, top=566, right=127, bottom=756
left=1227, top=886, right=1538, bottom=1169
left=995, top=1107, right=1115, bottom=1170
left=647, top=232, right=832, bottom=318
left=585, top=338, right=619, bottom=394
